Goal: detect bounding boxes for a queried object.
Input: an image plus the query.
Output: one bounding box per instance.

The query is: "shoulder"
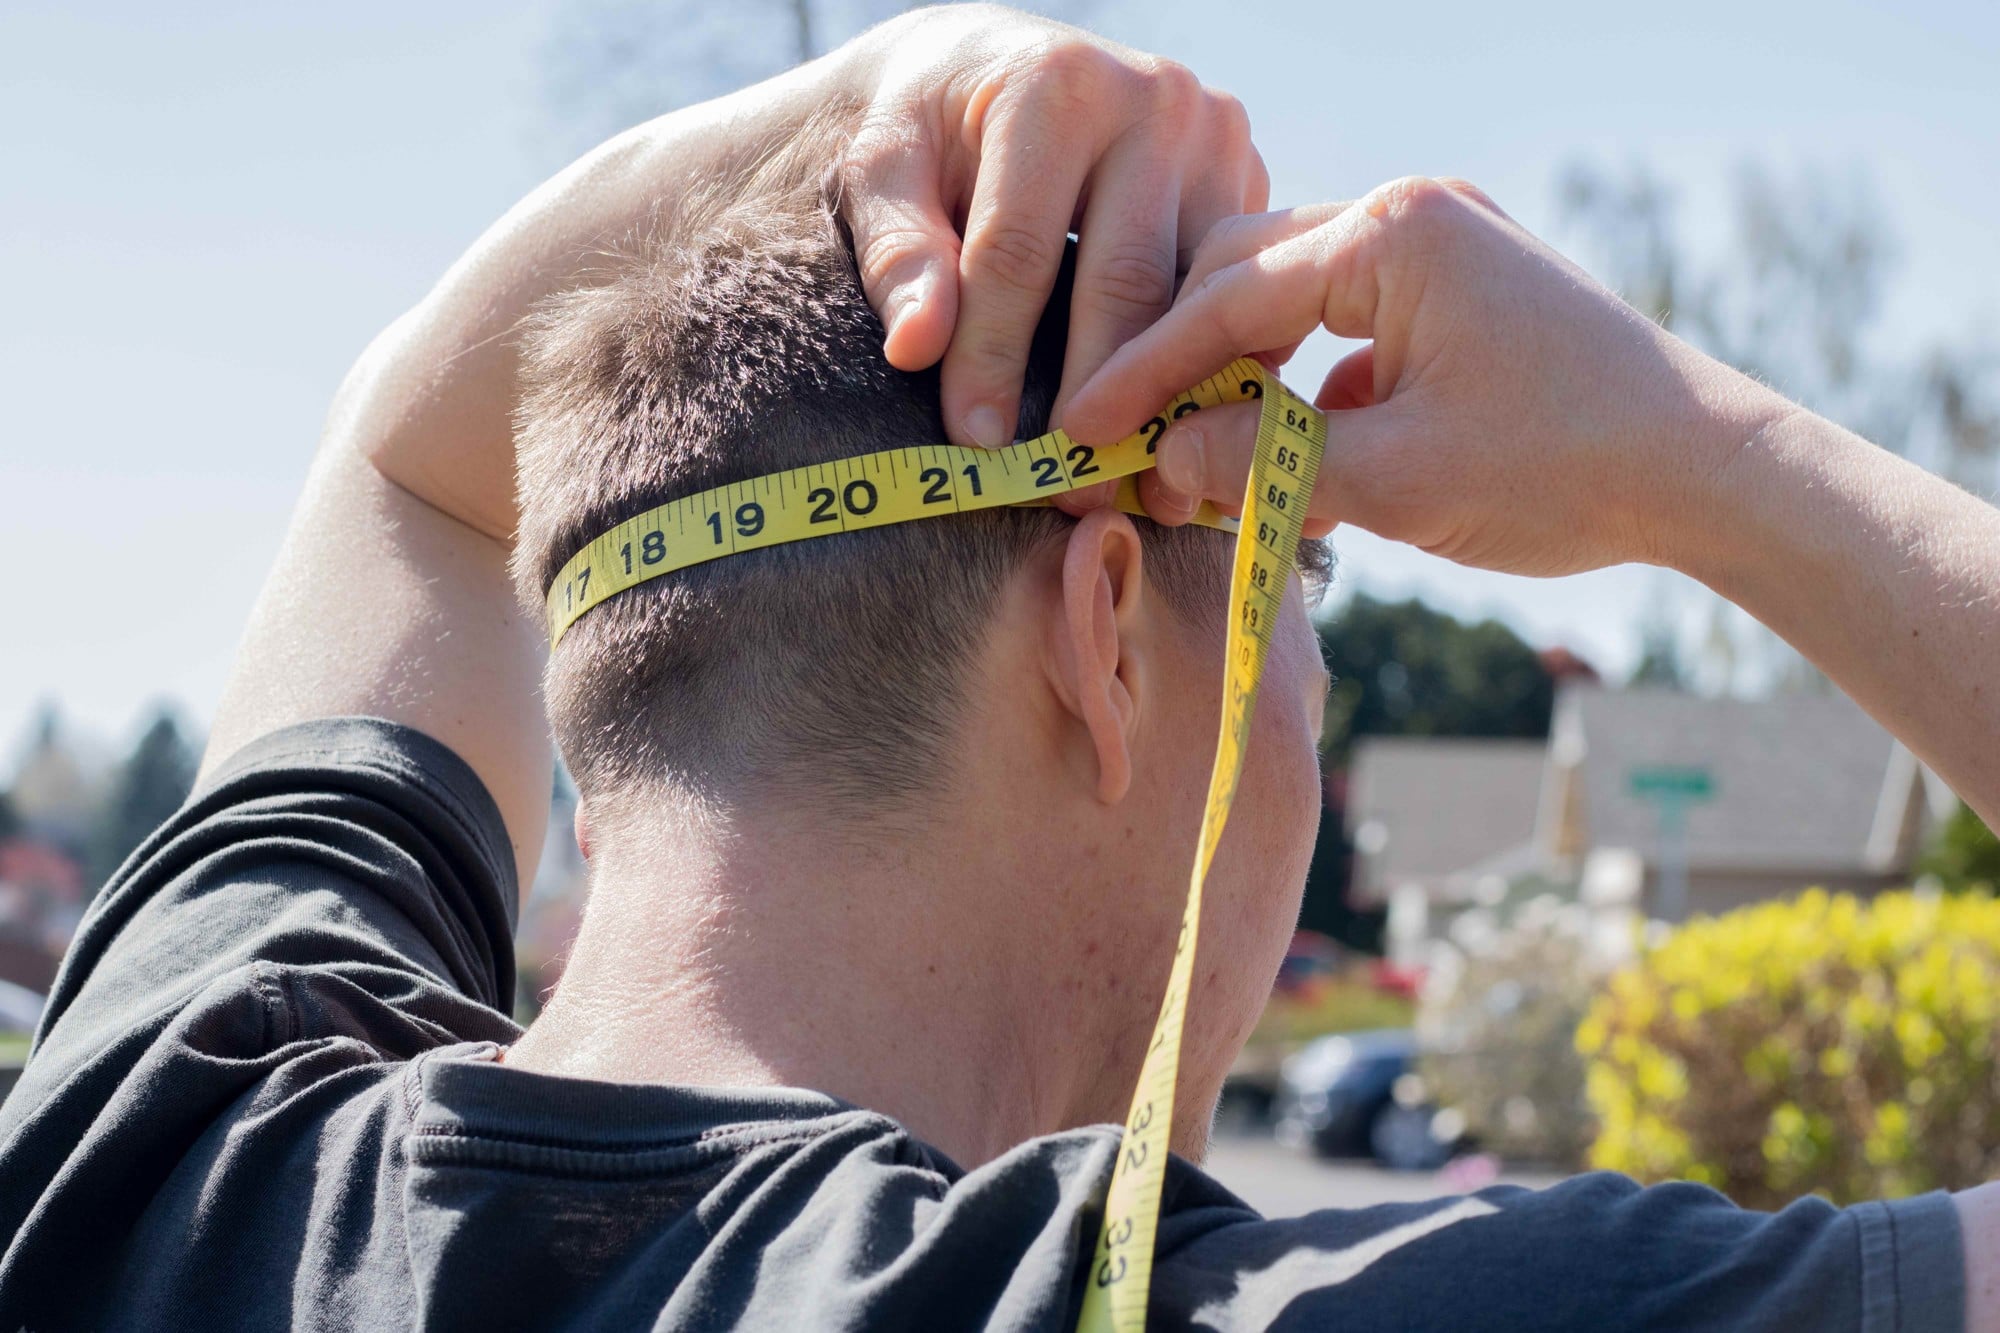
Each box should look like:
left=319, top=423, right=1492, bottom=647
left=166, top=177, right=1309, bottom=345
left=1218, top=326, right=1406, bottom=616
left=1152, top=1170, right=1966, bottom=1332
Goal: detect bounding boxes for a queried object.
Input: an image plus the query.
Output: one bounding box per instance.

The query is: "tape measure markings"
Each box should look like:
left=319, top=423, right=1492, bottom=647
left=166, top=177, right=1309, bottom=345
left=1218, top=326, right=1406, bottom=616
left=1074, top=373, right=1324, bottom=1333
left=542, top=360, right=1325, bottom=1333
left=543, top=360, right=1277, bottom=647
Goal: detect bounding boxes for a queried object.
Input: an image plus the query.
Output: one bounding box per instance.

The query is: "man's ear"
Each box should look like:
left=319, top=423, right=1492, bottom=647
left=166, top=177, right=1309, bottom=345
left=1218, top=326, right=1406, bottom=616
left=574, top=800, right=594, bottom=862
left=1047, top=508, right=1148, bottom=803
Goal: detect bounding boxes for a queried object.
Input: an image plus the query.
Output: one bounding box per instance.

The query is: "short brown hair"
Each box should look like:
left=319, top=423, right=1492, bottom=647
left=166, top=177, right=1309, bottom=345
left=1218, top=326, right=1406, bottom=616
left=514, top=123, right=1274, bottom=810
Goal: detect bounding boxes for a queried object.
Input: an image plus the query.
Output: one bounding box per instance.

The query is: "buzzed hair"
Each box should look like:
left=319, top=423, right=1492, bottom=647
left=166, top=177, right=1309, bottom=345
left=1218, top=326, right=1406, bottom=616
left=513, top=119, right=1304, bottom=810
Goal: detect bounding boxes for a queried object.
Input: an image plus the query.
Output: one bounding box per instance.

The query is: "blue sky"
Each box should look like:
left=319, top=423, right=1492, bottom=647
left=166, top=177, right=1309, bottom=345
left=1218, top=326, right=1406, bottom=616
left=3, top=0, right=1997, bottom=762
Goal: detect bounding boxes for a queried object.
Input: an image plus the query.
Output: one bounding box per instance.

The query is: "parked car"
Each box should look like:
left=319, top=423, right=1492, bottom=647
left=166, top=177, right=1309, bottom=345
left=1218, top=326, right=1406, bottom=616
left=1273, top=1028, right=1460, bottom=1170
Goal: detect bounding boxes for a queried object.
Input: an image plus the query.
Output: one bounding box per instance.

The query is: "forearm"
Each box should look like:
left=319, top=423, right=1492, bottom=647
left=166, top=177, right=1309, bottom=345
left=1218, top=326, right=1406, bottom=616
left=203, top=46, right=876, bottom=890
left=358, top=47, right=873, bottom=538
left=1678, top=403, right=2000, bottom=828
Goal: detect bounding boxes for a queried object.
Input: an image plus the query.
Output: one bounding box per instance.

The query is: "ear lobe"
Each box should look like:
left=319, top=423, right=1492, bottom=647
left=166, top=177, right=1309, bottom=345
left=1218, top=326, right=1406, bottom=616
left=1056, top=508, right=1148, bottom=804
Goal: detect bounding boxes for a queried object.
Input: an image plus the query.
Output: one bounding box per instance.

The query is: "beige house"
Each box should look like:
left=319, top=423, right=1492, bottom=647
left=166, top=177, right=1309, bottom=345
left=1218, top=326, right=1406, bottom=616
left=1347, top=686, right=1952, bottom=962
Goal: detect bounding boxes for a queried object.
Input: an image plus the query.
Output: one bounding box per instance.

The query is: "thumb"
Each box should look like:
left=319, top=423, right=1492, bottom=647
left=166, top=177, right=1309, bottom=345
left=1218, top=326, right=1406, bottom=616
left=1152, top=397, right=1412, bottom=539
left=842, top=123, right=961, bottom=371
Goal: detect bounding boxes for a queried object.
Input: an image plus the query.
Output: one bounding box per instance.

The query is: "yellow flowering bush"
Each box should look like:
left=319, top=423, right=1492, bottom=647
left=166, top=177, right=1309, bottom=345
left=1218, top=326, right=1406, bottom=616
left=1578, top=888, right=2000, bottom=1208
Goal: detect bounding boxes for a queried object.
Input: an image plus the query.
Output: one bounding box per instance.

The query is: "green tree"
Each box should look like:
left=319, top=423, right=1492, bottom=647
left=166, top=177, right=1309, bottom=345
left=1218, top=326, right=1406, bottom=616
left=1316, top=594, right=1555, bottom=762
left=87, top=708, right=199, bottom=892
left=1301, top=596, right=1558, bottom=954
left=1917, top=802, right=2000, bottom=894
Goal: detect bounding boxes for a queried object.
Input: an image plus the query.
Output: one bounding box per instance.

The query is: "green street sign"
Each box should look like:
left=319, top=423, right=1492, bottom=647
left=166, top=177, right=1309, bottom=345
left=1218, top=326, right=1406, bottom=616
left=1629, top=766, right=1715, bottom=801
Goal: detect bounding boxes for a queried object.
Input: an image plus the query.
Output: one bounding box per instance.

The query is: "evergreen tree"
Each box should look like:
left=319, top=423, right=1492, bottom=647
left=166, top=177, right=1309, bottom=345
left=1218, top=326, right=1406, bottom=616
left=1301, top=596, right=1560, bottom=954
left=87, top=709, right=198, bottom=892
left=1316, top=595, right=1556, bottom=761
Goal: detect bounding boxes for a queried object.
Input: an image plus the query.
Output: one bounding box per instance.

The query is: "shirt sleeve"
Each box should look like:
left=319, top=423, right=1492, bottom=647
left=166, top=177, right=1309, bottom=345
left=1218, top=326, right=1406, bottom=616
left=10, top=716, right=520, bottom=1122
left=1154, top=1169, right=1966, bottom=1332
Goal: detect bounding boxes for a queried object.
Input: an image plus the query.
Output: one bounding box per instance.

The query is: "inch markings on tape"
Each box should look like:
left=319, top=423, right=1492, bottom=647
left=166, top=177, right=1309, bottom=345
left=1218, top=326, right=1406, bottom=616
left=1074, top=370, right=1324, bottom=1333
left=543, top=359, right=1280, bottom=647
left=543, top=357, right=1326, bottom=1333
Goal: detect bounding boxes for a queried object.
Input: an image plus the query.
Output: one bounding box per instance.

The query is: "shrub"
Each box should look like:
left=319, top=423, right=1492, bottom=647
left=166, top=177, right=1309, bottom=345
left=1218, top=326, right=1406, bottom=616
left=1418, top=896, right=1600, bottom=1167
left=1578, top=887, right=2000, bottom=1208
left=1252, top=977, right=1416, bottom=1048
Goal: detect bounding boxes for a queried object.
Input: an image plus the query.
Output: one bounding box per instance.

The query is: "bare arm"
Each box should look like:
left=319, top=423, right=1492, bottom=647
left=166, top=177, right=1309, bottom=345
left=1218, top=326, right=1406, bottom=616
left=203, top=4, right=1271, bottom=893
left=1066, top=182, right=2000, bottom=829
left=1064, top=177, right=2000, bottom=1324
left=1685, top=408, right=2000, bottom=828
left=199, top=58, right=868, bottom=887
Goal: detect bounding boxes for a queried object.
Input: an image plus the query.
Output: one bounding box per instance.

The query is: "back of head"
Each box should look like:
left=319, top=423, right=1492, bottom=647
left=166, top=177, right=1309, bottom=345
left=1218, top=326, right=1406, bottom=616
left=513, top=119, right=1231, bottom=816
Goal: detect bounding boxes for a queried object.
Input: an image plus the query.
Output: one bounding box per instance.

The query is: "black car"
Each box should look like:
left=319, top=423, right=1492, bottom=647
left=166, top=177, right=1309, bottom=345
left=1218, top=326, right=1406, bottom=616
left=1272, top=1028, right=1457, bottom=1169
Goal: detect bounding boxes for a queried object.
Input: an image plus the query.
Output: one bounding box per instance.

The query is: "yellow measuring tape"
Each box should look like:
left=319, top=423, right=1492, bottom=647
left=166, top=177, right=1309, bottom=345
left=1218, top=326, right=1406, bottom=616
left=544, top=357, right=1326, bottom=1332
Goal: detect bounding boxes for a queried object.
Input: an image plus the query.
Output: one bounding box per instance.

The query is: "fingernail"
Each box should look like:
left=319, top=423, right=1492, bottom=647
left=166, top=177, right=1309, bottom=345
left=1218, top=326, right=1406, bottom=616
left=1152, top=488, right=1198, bottom=522
left=962, top=404, right=1007, bottom=449
left=1158, top=424, right=1205, bottom=492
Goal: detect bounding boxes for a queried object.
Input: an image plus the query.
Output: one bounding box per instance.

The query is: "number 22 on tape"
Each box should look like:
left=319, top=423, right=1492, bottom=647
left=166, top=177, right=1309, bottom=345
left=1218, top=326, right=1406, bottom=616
left=1075, top=373, right=1324, bottom=1333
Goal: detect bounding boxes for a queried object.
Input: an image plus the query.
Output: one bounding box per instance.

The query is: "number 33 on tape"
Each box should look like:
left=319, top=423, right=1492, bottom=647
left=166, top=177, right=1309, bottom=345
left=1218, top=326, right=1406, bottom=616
left=541, top=363, right=1326, bottom=1333
left=1075, top=373, right=1323, bottom=1333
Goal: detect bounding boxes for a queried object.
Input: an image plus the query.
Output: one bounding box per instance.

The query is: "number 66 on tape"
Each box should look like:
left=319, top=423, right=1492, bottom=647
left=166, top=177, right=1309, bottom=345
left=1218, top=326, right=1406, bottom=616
left=1074, top=371, right=1323, bottom=1333
left=542, top=359, right=1326, bottom=1333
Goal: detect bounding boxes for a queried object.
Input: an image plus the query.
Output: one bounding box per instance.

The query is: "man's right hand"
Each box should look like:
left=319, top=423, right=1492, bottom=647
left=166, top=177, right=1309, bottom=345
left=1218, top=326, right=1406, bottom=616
left=1062, top=178, right=1793, bottom=578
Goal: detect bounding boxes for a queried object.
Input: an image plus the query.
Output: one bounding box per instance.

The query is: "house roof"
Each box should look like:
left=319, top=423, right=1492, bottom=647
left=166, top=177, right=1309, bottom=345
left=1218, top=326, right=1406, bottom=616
left=1346, top=738, right=1547, bottom=893
left=1553, top=686, right=1908, bottom=874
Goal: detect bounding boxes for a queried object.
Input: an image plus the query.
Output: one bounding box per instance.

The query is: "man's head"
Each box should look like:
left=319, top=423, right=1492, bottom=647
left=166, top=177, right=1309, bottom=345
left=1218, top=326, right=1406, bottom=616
left=511, top=120, right=1331, bottom=1155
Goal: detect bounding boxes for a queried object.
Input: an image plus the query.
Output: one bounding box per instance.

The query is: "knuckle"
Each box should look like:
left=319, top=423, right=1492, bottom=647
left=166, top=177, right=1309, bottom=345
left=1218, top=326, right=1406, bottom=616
left=1435, top=175, right=1500, bottom=212
left=1376, top=175, right=1461, bottom=228
left=963, top=219, right=1064, bottom=296
left=854, top=224, right=936, bottom=288
left=1025, top=37, right=1111, bottom=101
left=1144, top=57, right=1202, bottom=111
left=1081, top=241, right=1176, bottom=321
left=837, top=119, right=908, bottom=193
left=1204, top=87, right=1252, bottom=146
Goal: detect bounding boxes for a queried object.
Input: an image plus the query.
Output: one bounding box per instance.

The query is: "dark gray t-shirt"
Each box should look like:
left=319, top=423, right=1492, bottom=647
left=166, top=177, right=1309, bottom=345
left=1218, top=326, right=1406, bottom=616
left=0, top=718, right=1965, bottom=1330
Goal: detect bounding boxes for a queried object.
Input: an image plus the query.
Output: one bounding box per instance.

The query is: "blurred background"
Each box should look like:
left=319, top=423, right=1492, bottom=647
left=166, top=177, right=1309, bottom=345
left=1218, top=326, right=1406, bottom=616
left=4, top=0, right=1997, bottom=1211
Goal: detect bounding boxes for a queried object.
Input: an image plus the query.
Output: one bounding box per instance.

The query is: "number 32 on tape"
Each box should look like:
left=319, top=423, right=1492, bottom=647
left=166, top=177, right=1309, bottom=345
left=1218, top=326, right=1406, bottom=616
left=1076, top=372, right=1324, bottom=1333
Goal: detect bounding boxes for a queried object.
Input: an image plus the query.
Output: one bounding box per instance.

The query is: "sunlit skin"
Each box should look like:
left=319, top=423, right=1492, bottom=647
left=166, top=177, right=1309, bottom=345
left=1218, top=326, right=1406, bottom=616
left=1061, top=176, right=2000, bottom=1330
left=511, top=508, right=1329, bottom=1166
left=192, top=0, right=2000, bottom=1317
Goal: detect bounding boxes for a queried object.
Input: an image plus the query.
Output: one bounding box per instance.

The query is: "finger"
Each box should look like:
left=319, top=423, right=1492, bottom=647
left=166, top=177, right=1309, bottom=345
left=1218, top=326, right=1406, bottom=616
left=1177, top=202, right=1352, bottom=302
left=1317, top=344, right=1378, bottom=411
left=1149, top=399, right=1383, bottom=531
left=1052, top=133, right=1181, bottom=423
left=1243, top=145, right=1271, bottom=214
left=1136, top=469, right=1200, bottom=526
left=941, top=87, right=1106, bottom=447
left=1174, top=85, right=1265, bottom=255
left=842, top=119, right=961, bottom=372
left=1053, top=479, right=1119, bottom=516
left=1435, top=176, right=1512, bottom=220
left=1064, top=202, right=1400, bottom=443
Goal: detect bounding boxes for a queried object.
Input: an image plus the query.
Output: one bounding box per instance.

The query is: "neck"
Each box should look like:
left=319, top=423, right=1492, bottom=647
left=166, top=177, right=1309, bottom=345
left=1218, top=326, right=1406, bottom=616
left=508, top=786, right=1143, bottom=1167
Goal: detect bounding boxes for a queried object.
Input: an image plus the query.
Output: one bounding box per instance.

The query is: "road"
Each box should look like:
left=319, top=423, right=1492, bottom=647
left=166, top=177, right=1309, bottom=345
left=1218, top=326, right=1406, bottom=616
left=1201, top=1134, right=1569, bottom=1216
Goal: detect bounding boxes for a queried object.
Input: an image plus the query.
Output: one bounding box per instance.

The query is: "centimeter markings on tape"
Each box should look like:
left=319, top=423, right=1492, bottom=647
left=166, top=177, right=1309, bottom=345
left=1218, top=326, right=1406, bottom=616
left=1074, top=372, right=1324, bottom=1333
left=543, top=359, right=1279, bottom=647
left=542, top=357, right=1326, bottom=1333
